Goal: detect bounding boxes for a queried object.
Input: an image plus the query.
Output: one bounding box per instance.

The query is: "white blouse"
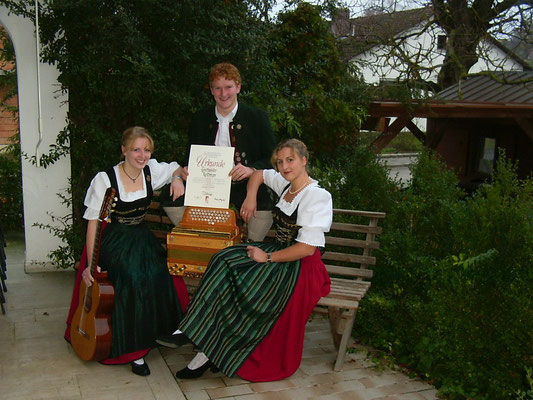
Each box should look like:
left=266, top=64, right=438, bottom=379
left=83, top=159, right=179, bottom=220
left=263, top=169, right=332, bottom=247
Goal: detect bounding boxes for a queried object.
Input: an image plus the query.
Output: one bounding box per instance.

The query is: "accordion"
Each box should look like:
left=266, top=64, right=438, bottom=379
left=167, top=207, right=241, bottom=278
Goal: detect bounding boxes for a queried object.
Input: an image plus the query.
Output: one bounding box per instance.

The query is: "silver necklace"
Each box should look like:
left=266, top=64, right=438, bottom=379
left=121, top=163, right=142, bottom=183
left=288, top=179, right=311, bottom=195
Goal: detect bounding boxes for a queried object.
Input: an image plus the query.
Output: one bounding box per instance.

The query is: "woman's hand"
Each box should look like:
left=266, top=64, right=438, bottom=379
left=240, top=196, right=257, bottom=223
left=170, top=167, right=187, bottom=200
left=246, top=246, right=268, bottom=263
left=81, top=266, right=101, bottom=287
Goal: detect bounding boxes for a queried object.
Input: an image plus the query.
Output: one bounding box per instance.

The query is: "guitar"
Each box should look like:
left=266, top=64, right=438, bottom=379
left=70, top=187, right=116, bottom=361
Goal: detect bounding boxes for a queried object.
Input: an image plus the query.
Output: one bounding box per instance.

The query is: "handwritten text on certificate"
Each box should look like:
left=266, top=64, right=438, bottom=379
left=184, top=145, right=234, bottom=209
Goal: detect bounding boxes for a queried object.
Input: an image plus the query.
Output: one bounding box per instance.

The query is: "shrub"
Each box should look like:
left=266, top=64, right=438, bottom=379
left=355, top=151, right=533, bottom=399
left=0, top=144, right=23, bottom=230
left=311, top=144, right=400, bottom=215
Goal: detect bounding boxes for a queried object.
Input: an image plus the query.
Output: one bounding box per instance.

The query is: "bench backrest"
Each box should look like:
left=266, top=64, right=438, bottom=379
left=144, top=195, right=386, bottom=283
left=323, top=209, right=385, bottom=281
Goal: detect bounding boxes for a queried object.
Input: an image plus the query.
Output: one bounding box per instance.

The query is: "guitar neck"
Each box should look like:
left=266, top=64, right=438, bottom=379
left=87, top=187, right=115, bottom=276
left=89, top=218, right=103, bottom=275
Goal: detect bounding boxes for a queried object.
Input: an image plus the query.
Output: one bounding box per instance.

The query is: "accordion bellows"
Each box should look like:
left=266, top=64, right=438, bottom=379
left=167, top=207, right=241, bottom=278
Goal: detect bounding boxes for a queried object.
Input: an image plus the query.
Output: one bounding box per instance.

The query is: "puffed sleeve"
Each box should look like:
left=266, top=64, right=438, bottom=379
left=263, top=169, right=290, bottom=196
left=83, top=172, right=111, bottom=220
left=296, top=187, right=333, bottom=247
left=147, top=159, right=180, bottom=191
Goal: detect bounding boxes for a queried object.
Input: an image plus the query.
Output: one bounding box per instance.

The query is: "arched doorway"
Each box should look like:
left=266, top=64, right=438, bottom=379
left=0, top=5, right=71, bottom=271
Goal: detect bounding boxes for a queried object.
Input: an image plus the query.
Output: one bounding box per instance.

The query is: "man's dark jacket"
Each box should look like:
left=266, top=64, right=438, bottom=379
left=184, top=103, right=276, bottom=210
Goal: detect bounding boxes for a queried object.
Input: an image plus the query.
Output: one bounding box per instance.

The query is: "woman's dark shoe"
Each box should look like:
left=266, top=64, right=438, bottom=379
left=155, top=333, right=190, bottom=348
left=130, top=361, right=151, bottom=376
left=175, top=361, right=219, bottom=379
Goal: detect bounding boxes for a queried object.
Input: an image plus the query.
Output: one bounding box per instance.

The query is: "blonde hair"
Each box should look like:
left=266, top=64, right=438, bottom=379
left=271, top=138, right=309, bottom=172
left=209, top=63, right=242, bottom=87
left=122, top=126, right=154, bottom=153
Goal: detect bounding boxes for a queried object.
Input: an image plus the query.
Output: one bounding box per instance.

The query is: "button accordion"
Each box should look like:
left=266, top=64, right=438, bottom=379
left=167, top=207, right=241, bottom=278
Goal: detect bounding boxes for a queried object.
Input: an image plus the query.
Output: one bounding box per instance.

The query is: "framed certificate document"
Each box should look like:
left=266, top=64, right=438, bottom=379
left=184, top=145, right=235, bottom=209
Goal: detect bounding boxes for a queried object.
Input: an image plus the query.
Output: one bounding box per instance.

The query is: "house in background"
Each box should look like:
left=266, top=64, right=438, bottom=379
left=331, top=7, right=529, bottom=88
left=331, top=7, right=532, bottom=190
left=369, top=71, right=533, bottom=191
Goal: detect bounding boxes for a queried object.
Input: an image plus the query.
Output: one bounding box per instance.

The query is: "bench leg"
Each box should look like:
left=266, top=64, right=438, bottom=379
left=333, top=310, right=357, bottom=371
left=328, top=307, right=342, bottom=349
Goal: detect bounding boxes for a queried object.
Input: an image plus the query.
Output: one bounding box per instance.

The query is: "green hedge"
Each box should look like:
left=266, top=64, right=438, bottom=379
left=316, top=147, right=533, bottom=399
left=0, top=145, right=23, bottom=230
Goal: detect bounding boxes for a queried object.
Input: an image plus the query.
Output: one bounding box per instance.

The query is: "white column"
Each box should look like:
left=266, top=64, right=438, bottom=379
left=1, top=6, right=71, bottom=271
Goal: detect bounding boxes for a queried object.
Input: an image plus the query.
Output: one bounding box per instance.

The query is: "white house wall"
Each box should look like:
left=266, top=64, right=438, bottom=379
left=0, top=5, right=71, bottom=272
left=353, top=22, right=524, bottom=85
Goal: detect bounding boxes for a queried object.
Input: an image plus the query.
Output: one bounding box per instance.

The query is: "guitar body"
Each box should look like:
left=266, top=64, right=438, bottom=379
left=70, top=270, right=115, bottom=361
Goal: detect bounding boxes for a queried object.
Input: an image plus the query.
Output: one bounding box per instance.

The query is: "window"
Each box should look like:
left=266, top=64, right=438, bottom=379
left=476, top=137, right=496, bottom=174
left=437, top=35, right=447, bottom=50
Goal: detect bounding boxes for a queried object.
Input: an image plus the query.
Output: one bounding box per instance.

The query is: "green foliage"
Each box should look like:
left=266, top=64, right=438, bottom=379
left=382, top=131, right=424, bottom=154
left=351, top=151, right=533, bottom=399
left=311, top=144, right=399, bottom=215
left=32, top=185, right=84, bottom=270
left=267, top=2, right=368, bottom=154
left=0, top=144, right=23, bottom=230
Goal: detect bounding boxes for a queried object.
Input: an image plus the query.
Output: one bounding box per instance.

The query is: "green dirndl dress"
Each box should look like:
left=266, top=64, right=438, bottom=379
left=99, top=166, right=182, bottom=358
left=178, top=205, right=303, bottom=377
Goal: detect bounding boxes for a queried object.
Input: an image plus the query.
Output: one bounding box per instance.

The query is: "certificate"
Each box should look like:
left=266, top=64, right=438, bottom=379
left=184, top=145, right=234, bottom=209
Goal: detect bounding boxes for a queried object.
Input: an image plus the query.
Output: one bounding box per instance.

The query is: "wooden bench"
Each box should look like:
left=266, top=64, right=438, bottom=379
left=316, top=209, right=385, bottom=370
left=144, top=197, right=385, bottom=371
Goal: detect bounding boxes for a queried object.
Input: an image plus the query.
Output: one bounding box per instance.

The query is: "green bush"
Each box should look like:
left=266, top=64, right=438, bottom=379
left=353, top=151, right=533, bottom=399
left=0, top=144, right=23, bottom=230
left=311, top=144, right=399, bottom=215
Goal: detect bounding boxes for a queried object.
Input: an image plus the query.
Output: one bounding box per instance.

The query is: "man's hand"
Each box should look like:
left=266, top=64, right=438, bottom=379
left=229, top=163, right=254, bottom=181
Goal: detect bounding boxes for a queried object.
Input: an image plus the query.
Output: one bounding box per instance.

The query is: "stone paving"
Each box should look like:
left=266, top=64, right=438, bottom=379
left=0, top=231, right=440, bottom=399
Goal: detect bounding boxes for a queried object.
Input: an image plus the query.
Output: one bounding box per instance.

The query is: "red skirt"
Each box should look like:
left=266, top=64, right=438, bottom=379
left=237, top=249, right=331, bottom=381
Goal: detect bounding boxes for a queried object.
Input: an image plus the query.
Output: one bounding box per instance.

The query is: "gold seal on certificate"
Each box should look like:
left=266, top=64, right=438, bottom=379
left=184, top=145, right=235, bottom=209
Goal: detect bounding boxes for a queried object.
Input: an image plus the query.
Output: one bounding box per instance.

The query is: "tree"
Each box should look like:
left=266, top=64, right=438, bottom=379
left=267, top=2, right=368, bottom=156
left=341, top=0, right=533, bottom=90
left=433, top=0, right=533, bottom=88
left=3, top=0, right=277, bottom=262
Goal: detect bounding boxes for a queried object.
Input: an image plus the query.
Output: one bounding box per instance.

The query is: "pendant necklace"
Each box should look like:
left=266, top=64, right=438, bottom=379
left=122, top=162, right=142, bottom=183
left=288, top=178, right=311, bottom=195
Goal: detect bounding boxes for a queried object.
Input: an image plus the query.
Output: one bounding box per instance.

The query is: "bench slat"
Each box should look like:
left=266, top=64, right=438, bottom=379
left=330, top=222, right=382, bottom=235
left=333, top=208, right=386, bottom=218
left=330, top=277, right=371, bottom=289
left=317, top=296, right=359, bottom=309
left=322, top=251, right=376, bottom=266
left=325, top=265, right=374, bottom=279
left=325, top=236, right=380, bottom=249
left=144, top=214, right=173, bottom=225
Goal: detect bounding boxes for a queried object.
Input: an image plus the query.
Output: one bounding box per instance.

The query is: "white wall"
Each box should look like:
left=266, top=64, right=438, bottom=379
left=353, top=22, right=524, bottom=85
left=0, top=5, right=71, bottom=272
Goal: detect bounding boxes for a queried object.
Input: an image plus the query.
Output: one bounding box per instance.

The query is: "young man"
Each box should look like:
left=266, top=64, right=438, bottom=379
left=164, top=63, right=276, bottom=242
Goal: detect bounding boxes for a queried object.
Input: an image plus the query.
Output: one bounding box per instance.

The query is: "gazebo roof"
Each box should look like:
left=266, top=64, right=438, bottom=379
left=366, top=72, right=533, bottom=150
left=369, top=71, right=533, bottom=119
